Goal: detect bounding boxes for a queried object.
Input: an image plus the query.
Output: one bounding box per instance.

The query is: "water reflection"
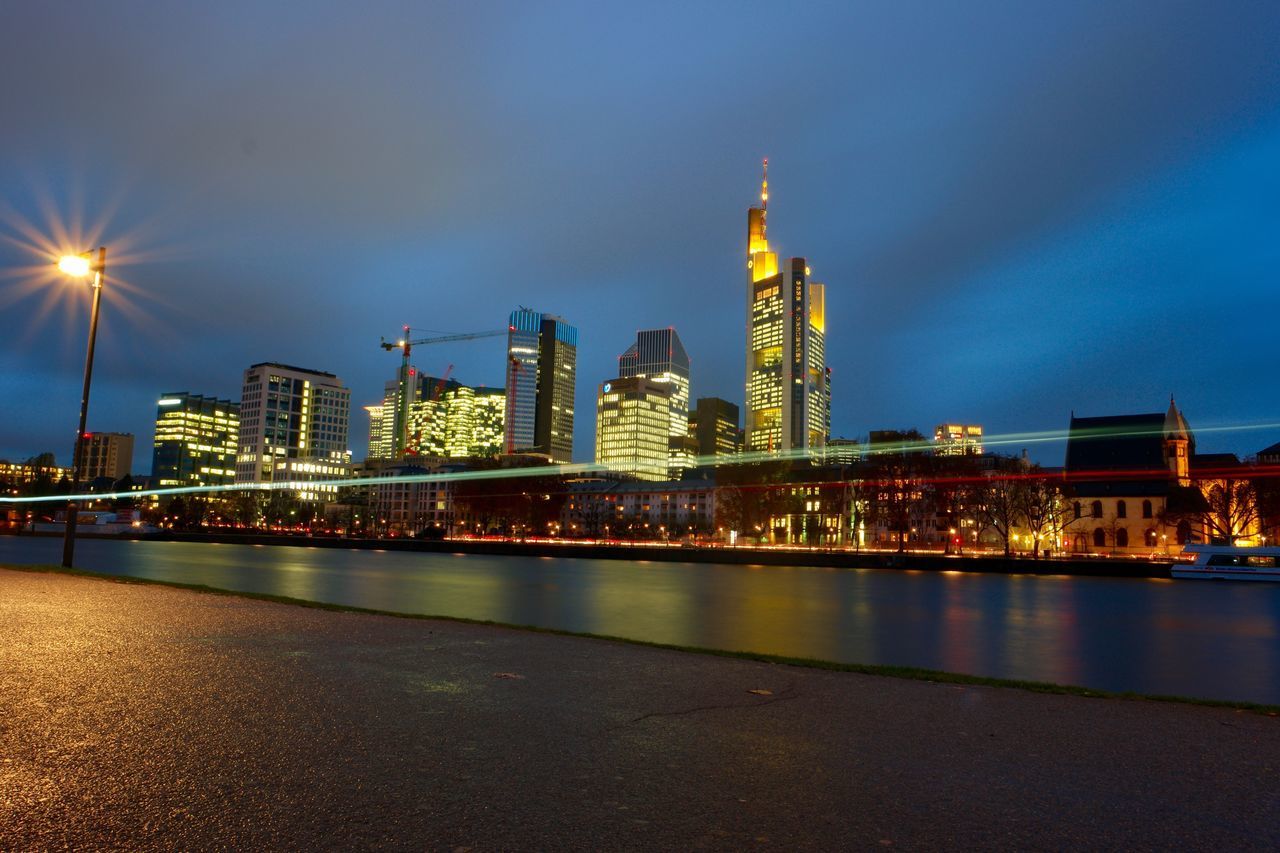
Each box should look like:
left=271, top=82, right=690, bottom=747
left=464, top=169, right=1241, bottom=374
left=1, top=536, right=1277, bottom=704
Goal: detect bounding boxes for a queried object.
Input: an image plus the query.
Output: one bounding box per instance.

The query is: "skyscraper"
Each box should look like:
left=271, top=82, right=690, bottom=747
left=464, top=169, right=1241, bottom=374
left=365, top=378, right=505, bottom=460
left=690, top=397, right=740, bottom=460
left=617, top=328, right=691, bottom=475
left=505, top=308, right=577, bottom=463
left=235, top=363, right=351, bottom=500
left=152, top=394, right=239, bottom=487
left=743, top=160, right=829, bottom=455
left=595, top=376, right=671, bottom=482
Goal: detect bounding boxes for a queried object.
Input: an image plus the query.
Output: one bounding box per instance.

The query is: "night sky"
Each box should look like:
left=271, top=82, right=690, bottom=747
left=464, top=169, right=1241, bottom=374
left=2, top=1, right=1279, bottom=471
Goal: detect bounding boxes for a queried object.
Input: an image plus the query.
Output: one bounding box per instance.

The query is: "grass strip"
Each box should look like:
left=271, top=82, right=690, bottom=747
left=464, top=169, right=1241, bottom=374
left=5, top=562, right=1278, bottom=717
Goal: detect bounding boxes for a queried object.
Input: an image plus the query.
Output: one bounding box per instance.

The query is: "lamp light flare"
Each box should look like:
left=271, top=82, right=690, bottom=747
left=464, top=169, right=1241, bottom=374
left=57, top=254, right=91, bottom=277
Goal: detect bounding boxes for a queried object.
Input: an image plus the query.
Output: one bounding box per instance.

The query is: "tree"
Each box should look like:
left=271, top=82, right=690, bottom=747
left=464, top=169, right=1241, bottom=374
left=1197, top=476, right=1260, bottom=544
left=1017, top=469, right=1069, bottom=559
left=972, top=467, right=1023, bottom=557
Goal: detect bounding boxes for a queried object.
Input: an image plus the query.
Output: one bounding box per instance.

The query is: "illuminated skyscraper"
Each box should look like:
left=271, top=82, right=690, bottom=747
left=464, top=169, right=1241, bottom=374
left=618, top=328, right=690, bottom=475
left=595, top=377, right=671, bottom=482
left=744, top=160, right=828, bottom=455
left=235, top=363, right=351, bottom=500
left=505, top=308, right=577, bottom=463
left=152, top=394, right=238, bottom=487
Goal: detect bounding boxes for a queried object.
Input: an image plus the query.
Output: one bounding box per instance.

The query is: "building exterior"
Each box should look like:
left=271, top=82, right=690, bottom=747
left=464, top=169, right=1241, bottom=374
left=618, top=328, right=691, bottom=475
left=367, top=463, right=457, bottom=536
left=367, top=377, right=505, bottom=461
left=934, top=424, right=984, bottom=456
left=743, top=161, right=828, bottom=456
left=690, top=397, right=740, bottom=461
left=824, top=437, right=862, bottom=465
left=505, top=308, right=577, bottom=463
left=235, top=363, right=351, bottom=501
left=595, top=376, right=672, bottom=482
left=561, top=477, right=717, bottom=538
left=0, top=457, right=70, bottom=491
left=1063, top=399, right=1199, bottom=554
left=152, top=394, right=239, bottom=488
left=82, top=432, right=134, bottom=481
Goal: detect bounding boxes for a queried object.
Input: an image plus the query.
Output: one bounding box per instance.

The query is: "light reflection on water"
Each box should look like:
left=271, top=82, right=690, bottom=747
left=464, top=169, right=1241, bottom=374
left=2, top=536, right=1278, bottom=704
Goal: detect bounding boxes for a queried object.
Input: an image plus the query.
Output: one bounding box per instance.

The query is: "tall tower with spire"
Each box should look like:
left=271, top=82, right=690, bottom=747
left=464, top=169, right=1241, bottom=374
left=743, top=160, right=828, bottom=455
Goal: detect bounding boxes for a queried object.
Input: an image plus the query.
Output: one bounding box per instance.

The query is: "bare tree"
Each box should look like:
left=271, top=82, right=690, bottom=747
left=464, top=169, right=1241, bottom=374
left=1017, top=470, right=1068, bottom=559
left=973, top=470, right=1023, bottom=557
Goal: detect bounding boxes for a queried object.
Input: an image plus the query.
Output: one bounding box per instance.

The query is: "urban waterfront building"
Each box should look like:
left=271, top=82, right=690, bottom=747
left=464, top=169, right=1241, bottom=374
left=934, top=424, right=984, bottom=456
left=618, top=328, right=691, bottom=474
left=505, top=308, right=577, bottom=463
left=152, top=394, right=239, bottom=488
left=743, top=160, right=829, bottom=456
left=690, top=397, right=740, bottom=461
left=595, top=376, right=672, bottom=482
left=1063, top=399, right=1200, bottom=554
left=82, top=432, right=134, bottom=482
left=367, top=376, right=505, bottom=461
left=235, top=363, right=351, bottom=501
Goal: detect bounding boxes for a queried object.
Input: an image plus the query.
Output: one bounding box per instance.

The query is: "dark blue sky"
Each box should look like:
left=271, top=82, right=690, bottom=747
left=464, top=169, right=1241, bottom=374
left=2, top=1, right=1279, bottom=470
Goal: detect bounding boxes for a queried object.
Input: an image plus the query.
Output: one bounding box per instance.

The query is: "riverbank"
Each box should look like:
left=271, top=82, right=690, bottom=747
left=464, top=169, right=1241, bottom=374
left=0, top=529, right=1173, bottom=578
left=2, top=566, right=1275, bottom=849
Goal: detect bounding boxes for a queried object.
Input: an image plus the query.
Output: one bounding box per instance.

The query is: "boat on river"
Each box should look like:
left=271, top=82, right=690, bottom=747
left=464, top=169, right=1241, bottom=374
left=1171, top=544, right=1280, bottom=581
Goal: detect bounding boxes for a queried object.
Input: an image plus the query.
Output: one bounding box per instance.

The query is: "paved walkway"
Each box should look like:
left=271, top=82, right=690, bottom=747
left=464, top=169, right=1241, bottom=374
left=2, top=568, right=1277, bottom=850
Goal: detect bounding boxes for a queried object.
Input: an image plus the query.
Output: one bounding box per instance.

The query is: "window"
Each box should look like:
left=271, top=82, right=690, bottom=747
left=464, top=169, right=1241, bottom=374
left=1116, top=500, right=1127, bottom=519
left=1093, top=528, right=1106, bottom=547
left=1176, top=520, right=1191, bottom=545
left=1144, top=528, right=1157, bottom=547
left=1073, top=501, right=1082, bottom=519
left=1142, top=500, right=1153, bottom=519
left=1116, top=528, right=1128, bottom=548
left=1091, top=501, right=1103, bottom=519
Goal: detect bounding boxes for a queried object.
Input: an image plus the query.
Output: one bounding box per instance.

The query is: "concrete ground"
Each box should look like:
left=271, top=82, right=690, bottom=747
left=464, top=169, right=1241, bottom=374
left=1, top=568, right=1277, bottom=851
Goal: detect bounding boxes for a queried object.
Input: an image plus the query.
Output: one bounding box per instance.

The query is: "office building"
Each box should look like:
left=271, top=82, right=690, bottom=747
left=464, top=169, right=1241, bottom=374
left=505, top=308, right=577, bottom=463
left=618, top=328, right=691, bottom=474
left=743, top=160, right=829, bottom=455
left=690, top=397, right=740, bottom=461
left=595, top=377, right=671, bottom=482
left=824, top=437, right=862, bottom=465
left=82, top=432, right=134, bottom=481
left=367, top=378, right=505, bottom=461
left=235, top=363, right=351, bottom=500
left=152, top=394, right=239, bottom=488
left=934, top=424, right=984, bottom=456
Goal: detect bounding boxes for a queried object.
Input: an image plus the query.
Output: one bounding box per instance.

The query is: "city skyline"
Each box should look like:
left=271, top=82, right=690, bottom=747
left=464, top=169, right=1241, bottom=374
left=2, top=2, right=1280, bottom=471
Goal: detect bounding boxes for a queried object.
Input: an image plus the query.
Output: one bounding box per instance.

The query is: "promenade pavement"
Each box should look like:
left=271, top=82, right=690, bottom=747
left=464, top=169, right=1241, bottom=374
left=2, top=567, right=1277, bottom=850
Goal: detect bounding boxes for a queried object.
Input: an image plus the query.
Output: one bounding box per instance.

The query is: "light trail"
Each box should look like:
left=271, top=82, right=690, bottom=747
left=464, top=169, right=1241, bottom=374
left=5, top=421, right=1279, bottom=505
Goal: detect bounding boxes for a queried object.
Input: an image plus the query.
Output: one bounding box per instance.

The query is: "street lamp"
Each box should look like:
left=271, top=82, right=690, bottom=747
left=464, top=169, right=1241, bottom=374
left=58, top=247, right=107, bottom=569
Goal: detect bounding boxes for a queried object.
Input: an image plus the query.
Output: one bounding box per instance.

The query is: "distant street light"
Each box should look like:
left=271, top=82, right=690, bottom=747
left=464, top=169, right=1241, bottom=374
left=57, top=247, right=107, bottom=569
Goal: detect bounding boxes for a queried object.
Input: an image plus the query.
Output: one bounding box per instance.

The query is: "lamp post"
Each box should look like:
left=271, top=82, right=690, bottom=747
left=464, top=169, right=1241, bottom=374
left=58, top=247, right=107, bottom=568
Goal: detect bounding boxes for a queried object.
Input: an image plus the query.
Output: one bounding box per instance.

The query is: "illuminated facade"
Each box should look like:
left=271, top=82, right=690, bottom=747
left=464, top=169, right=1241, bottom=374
left=934, top=424, right=984, bottom=456
left=82, top=432, right=134, bottom=481
left=235, top=363, right=351, bottom=500
left=690, top=397, right=740, bottom=461
left=595, top=377, right=671, bottom=482
left=505, top=308, right=577, bottom=463
left=744, top=160, right=828, bottom=455
left=152, top=394, right=239, bottom=488
left=618, top=328, right=691, bottom=475
left=368, top=378, right=505, bottom=461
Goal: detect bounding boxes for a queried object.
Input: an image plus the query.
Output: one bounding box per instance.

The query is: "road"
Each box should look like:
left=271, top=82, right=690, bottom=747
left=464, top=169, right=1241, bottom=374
left=2, top=567, right=1277, bottom=850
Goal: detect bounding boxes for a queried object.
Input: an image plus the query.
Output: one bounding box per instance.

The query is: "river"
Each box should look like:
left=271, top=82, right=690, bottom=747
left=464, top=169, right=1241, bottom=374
left=3, top=535, right=1277, bottom=704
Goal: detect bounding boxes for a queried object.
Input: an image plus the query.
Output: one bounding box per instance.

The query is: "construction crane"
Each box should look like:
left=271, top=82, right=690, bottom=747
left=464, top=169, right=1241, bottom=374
left=379, top=326, right=506, bottom=459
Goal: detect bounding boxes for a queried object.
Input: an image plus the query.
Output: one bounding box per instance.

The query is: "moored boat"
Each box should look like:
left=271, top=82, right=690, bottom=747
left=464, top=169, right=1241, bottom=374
left=1171, top=544, right=1280, bottom=581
